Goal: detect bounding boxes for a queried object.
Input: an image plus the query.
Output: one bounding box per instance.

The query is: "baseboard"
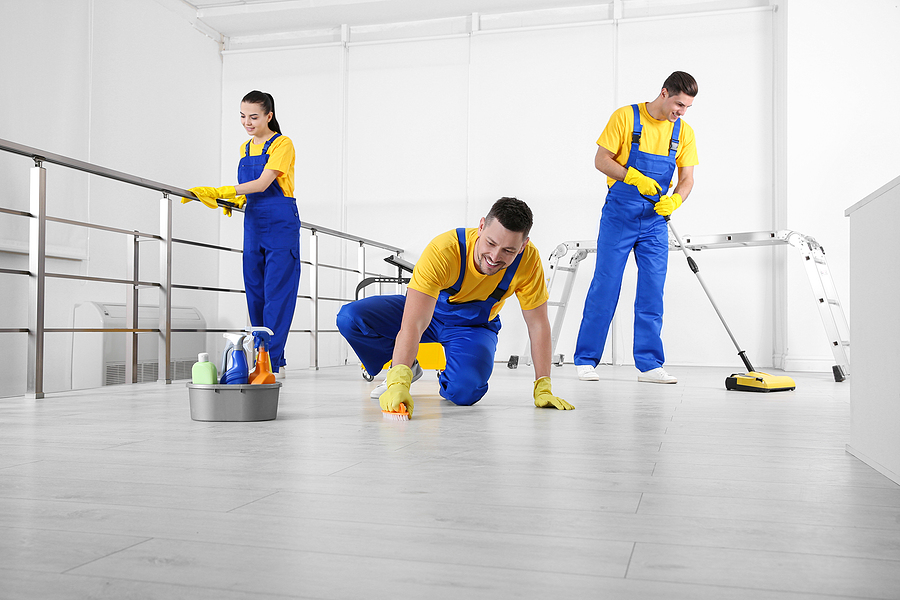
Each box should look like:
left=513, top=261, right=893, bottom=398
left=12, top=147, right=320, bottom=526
left=846, top=444, right=900, bottom=486
left=782, top=356, right=834, bottom=373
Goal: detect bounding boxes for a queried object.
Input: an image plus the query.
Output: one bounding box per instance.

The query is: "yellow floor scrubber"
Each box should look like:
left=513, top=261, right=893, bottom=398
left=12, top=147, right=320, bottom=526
left=662, top=206, right=795, bottom=392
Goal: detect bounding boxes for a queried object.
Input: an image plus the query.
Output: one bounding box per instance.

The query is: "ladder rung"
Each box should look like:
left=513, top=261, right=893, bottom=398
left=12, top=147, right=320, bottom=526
left=547, top=301, right=565, bottom=307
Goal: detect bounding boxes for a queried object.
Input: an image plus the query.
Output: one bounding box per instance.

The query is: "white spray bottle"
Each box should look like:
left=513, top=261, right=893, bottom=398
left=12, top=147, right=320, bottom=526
left=220, top=333, right=249, bottom=385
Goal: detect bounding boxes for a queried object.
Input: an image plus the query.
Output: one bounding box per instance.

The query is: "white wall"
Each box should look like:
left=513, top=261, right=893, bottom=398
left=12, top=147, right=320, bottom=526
left=221, top=6, right=783, bottom=373
left=220, top=0, right=900, bottom=376
left=0, top=0, right=222, bottom=395
left=783, top=0, right=900, bottom=372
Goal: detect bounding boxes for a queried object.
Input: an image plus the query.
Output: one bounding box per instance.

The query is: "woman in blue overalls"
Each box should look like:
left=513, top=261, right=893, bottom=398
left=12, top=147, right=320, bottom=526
left=187, top=91, right=300, bottom=375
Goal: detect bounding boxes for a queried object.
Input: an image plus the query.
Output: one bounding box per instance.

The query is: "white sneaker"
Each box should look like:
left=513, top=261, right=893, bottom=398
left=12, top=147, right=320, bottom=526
left=274, top=368, right=285, bottom=380
left=576, top=364, right=600, bottom=381
left=638, top=367, right=677, bottom=384
left=370, top=360, right=424, bottom=399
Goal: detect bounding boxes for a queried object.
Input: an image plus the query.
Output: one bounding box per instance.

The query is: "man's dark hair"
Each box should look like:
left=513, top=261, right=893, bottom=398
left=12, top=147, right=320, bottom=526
left=485, top=197, right=533, bottom=238
left=663, top=71, right=698, bottom=97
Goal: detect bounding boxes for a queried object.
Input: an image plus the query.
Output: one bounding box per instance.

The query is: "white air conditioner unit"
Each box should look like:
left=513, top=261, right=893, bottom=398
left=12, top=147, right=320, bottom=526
left=71, top=302, right=207, bottom=388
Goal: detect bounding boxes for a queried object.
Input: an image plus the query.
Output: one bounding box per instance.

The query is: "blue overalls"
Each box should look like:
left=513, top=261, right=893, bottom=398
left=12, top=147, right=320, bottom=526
left=336, top=228, right=523, bottom=406
left=238, top=133, right=301, bottom=372
left=574, top=105, right=681, bottom=372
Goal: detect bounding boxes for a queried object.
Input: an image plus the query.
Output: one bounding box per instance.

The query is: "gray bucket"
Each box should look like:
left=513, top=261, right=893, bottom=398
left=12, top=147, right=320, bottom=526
left=186, top=382, right=281, bottom=422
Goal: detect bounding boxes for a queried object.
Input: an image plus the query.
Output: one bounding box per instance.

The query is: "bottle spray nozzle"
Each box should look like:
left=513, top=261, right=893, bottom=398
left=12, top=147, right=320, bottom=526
left=246, top=327, right=274, bottom=352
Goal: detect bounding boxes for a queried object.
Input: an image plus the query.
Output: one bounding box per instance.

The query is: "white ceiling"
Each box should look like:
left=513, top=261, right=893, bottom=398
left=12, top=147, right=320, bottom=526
left=181, top=0, right=612, bottom=38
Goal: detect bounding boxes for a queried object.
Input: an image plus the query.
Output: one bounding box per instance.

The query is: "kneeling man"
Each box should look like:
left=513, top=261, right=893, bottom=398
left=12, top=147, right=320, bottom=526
left=337, top=197, right=572, bottom=417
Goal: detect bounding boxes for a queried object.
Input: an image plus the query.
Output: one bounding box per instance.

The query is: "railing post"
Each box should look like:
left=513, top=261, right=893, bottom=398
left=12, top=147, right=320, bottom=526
left=26, top=162, right=47, bottom=399
left=309, top=229, right=319, bottom=370
left=158, top=194, right=172, bottom=383
left=357, top=242, right=366, bottom=299
left=125, top=231, right=140, bottom=383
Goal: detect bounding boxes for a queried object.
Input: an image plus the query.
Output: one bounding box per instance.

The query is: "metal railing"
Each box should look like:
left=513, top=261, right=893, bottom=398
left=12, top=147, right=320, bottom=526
left=0, top=137, right=404, bottom=398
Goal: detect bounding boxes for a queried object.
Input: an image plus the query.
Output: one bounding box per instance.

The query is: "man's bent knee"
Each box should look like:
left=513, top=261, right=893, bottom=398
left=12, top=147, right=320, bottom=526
left=441, top=383, right=487, bottom=406
left=335, top=304, right=358, bottom=336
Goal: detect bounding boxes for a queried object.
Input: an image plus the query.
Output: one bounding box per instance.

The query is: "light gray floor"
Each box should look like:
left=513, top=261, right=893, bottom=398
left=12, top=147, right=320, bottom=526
left=2, top=363, right=898, bottom=600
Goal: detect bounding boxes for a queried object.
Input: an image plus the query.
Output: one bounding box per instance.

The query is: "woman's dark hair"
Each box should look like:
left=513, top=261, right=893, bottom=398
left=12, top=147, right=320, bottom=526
left=486, top=197, right=533, bottom=238
left=241, top=90, right=281, bottom=134
left=662, top=71, right=698, bottom=98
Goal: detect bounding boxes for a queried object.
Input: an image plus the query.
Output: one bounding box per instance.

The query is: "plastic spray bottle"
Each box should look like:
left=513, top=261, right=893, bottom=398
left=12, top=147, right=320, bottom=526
left=247, top=327, right=276, bottom=384
left=220, top=333, right=249, bottom=385
left=192, top=352, right=218, bottom=385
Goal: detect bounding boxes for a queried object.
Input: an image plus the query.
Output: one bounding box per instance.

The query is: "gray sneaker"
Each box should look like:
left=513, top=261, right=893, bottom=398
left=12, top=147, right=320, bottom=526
left=370, top=360, right=424, bottom=399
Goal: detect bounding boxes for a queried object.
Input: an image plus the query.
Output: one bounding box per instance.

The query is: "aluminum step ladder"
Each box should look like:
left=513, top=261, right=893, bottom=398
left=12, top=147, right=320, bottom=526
left=508, top=229, right=850, bottom=382
left=507, top=241, right=595, bottom=370
left=790, top=233, right=851, bottom=381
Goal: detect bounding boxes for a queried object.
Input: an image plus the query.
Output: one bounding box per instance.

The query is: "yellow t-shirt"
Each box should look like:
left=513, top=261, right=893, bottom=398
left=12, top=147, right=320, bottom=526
left=239, top=135, right=296, bottom=198
left=597, top=103, right=699, bottom=188
left=408, top=228, right=549, bottom=322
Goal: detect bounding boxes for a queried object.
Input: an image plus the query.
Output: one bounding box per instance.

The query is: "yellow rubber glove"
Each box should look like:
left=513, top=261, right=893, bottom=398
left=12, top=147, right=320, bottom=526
left=222, top=195, right=246, bottom=217
left=215, top=186, right=237, bottom=200
left=533, top=376, right=574, bottom=410
left=654, top=193, right=683, bottom=217
left=379, top=364, right=414, bottom=417
left=183, top=187, right=220, bottom=209
left=623, top=167, right=662, bottom=197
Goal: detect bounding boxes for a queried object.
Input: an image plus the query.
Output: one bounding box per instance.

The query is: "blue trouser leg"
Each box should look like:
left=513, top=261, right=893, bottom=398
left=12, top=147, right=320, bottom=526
left=336, top=295, right=408, bottom=376
left=632, top=216, right=668, bottom=371
left=437, top=322, right=499, bottom=406
left=337, top=295, right=498, bottom=405
left=243, top=200, right=301, bottom=371
left=243, top=240, right=266, bottom=328
left=574, top=200, right=636, bottom=367
left=336, top=294, right=452, bottom=376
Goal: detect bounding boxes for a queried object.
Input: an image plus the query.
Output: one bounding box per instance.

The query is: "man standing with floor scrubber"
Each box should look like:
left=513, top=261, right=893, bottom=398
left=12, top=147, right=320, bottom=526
left=574, top=71, right=699, bottom=384
left=337, top=197, right=573, bottom=419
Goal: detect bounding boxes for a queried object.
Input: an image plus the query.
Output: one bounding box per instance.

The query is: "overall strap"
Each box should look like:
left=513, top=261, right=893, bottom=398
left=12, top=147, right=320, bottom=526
left=622, top=104, right=643, bottom=170
left=243, top=132, right=282, bottom=158
left=668, top=118, right=681, bottom=158
left=262, top=132, right=281, bottom=154
left=629, top=104, right=643, bottom=152
left=443, top=228, right=468, bottom=297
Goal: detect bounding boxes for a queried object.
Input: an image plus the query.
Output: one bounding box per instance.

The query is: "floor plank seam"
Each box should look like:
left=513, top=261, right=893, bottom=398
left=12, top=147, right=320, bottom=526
left=0, top=459, right=43, bottom=471
left=225, top=490, right=283, bottom=513
left=60, top=536, right=155, bottom=575
left=623, top=542, right=637, bottom=579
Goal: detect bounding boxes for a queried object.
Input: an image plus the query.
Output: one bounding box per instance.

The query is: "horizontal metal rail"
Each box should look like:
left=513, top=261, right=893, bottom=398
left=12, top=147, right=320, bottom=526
left=1, top=136, right=404, bottom=253
left=0, top=207, right=33, bottom=218
left=1, top=136, right=404, bottom=395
